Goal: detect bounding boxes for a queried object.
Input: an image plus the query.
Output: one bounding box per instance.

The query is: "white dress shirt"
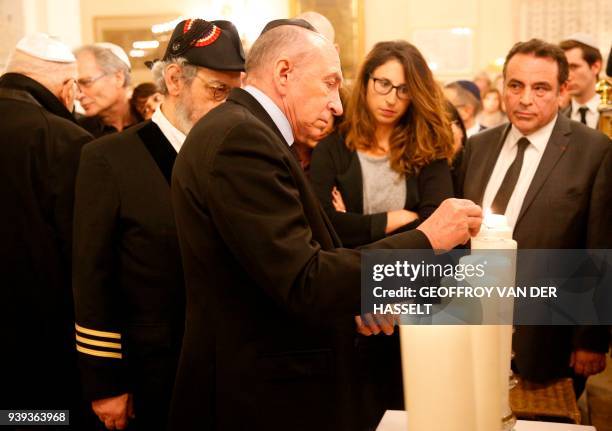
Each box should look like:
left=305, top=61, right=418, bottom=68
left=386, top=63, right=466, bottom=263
left=466, top=121, right=483, bottom=138
left=482, top=115, right=557, bottom=230
left=570, top=93, right=600, bottom=129
left=244, top=85, right=294, bottom=146
left=151, top=105, right=186, bottom=153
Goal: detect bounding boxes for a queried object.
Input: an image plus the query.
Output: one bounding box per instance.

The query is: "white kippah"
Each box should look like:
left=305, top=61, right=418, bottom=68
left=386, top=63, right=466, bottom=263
left=562, top=32, right=599, bottom=51
left=16, top=33, right=75, bottom=63
left=94, top=42, right=132, bottom=70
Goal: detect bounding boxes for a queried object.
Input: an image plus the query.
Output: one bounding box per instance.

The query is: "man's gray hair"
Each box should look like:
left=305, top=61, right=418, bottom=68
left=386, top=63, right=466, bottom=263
left=74, top=44, right=131, bottom=87
left=246, top=25, right=318, bottom=76
left=5, top=49, right=75, bottom=91
left=151, top=57, right=198, bottom=95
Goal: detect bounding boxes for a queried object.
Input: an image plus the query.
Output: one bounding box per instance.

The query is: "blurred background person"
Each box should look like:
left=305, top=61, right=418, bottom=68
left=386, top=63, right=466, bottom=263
left=559, top=33, right=603, bottom=129
left=295, top=10, right=338, bottom=50
left=130, top=82, right=163, bottom=121
left=0, top=33, right=93, bottom=429
left=473, top=70, right=492, bottom=98
left=478, top=88, right=508, bottom=128
left=444, top=79, right=485, bottom=137
left=310, top=40, right=455, bottom=428
left=75, top=42, right=138, bottom=137
left=558, top=87, right=572, bottom=111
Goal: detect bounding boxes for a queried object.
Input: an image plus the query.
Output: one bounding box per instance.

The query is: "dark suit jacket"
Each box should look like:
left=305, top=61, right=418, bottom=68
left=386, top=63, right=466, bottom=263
left=170, top=88, right=432, bottom=431
left=310, top=131, right=454, bottom=247
left=0, top=73, right=92, bottom=425
left=458, top=114, right=611, bottom=381
left=309, top=132, right=454, bottom=426
left=560, top=104, right=571, bottom=119
left=73, top=120, right=184, bottom=430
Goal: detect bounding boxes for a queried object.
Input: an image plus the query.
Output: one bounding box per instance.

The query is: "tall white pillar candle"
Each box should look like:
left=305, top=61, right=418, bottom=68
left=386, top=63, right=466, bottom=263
left=400, top=325, right=477, bottom=431
left=471, top=212, right=518, bottom=427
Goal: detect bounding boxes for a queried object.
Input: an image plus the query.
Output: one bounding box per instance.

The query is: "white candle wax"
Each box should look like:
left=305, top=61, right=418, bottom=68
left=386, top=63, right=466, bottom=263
left=400, top=325, right=477, bottom=431
left=471, top=325, right=502, bottom=431
left=471, top=212, right=517, bottom=426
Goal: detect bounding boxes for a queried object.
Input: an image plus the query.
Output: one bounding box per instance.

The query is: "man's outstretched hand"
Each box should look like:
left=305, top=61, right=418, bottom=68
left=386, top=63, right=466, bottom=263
left=417, top=198, right=483, bottom=250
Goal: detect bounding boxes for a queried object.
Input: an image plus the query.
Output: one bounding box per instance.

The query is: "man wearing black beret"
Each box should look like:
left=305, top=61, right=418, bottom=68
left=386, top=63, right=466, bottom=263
left=72, top=19, right=244, bottom=431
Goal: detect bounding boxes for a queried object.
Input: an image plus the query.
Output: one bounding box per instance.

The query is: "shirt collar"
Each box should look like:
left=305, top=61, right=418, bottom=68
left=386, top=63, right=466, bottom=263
left=151, top=105, right=186, bottom=153
left=244, top=85, right=294, bottom=146
left=571, top=93, right=600, bottom=115
left=466, top=122, right=481, bottom=137
left=508, top=114, right=557, bottom=153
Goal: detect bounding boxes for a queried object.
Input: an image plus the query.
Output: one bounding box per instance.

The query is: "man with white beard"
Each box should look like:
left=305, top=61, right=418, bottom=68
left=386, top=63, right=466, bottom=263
left=72, top=18, right=244, bottom=430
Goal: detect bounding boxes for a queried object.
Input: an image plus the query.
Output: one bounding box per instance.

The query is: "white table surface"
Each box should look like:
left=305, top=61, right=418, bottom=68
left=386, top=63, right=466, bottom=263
left=376, top=410, right=596, bottom=431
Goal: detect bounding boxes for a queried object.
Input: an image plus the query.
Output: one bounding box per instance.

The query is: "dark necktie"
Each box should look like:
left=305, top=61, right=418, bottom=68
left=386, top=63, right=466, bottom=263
left=491, top=137, right=530, bottom=215
left=578, top=106, right=589, bottom=125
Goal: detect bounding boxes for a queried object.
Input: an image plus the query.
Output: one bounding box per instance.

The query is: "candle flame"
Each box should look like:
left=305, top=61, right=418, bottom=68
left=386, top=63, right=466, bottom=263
left=483, top=208, right=509, bottom=229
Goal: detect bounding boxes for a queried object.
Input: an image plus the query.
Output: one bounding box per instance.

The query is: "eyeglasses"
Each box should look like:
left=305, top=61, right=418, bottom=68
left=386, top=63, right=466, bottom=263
left=370, top=76, right=410, bottom=100
left=76, top=73, right=107, bottom=89
left=194, top=75, right=232, bottom=102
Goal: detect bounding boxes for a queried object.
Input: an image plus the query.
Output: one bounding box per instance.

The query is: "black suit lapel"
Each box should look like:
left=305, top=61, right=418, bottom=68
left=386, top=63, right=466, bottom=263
left=137, top=121, right=177, bottom=186
left=515, top=115, right=570, bottom=226
left=228, top=88, right=344, bottom=248
left=476, top=124, right=512, bottom=205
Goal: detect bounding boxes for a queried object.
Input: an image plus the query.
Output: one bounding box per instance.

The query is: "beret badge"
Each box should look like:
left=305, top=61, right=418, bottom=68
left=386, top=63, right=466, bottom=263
left=169, top=19, right=222, bottom=58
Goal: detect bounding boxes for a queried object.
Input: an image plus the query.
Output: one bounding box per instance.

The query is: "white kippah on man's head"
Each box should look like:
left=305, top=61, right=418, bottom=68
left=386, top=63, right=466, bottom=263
left=16, top=33, right=75, bottom=63
left=94, top=42, right=132, bottom=70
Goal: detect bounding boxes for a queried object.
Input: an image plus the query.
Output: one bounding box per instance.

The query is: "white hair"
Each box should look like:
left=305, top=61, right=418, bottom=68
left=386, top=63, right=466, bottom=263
left=245, top=25, right=324, bottom=78
left=5, top=49, right=76, bottom=92
left=74, top=44, right=131, bottom=88
left=150, top=57, right=198, bottom=96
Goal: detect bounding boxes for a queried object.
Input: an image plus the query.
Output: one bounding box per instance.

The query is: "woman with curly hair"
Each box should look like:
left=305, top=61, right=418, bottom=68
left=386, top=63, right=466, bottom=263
left=310, top=40, right=456, bottom=428
left=311, top=40, right=455, bottom=248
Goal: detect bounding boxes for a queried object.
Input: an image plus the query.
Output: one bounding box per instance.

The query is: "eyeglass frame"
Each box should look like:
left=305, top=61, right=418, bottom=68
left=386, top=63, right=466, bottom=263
left=193, top=74, right=232, bottom=102
left=369, top=76, right=410, bottom=100
left=76, top=72, right=108, bottom=89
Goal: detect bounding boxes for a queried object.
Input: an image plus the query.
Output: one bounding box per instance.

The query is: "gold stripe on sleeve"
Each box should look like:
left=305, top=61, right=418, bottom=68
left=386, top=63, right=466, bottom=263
left=76, top=334, right=121, bottom=350
left=75, top=323, right=121, bottom=339
left=76, top=344, right=123, bottom=359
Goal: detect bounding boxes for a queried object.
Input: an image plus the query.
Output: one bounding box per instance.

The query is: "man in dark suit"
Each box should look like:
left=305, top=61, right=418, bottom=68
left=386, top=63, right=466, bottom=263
left=0, top=33, right=93, bottom=429
left=72, top=19, right=244, bottom=431
left=170, top=22, right=483, bottom=430
left=459, top=39, right=611, bottom=395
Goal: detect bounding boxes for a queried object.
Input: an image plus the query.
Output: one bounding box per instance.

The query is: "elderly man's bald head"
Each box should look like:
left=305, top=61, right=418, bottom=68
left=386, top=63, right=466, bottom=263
left=246, top=25, right=335, bottom=78
left=244, top=24, right=343, bottom=144
left=6, top=50, right=78, bottom=111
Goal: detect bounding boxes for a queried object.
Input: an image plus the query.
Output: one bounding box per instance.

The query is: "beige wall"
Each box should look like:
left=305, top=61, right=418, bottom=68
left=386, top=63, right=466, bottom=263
left=364, top=0, right=517, bottom=81
left=79, top=0, right=290, bottom=45
left=77, top=0, right=516, bottom=82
